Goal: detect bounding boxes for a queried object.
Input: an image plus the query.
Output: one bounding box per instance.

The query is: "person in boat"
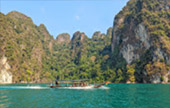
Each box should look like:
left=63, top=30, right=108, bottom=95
left=76, top=83, right=78, bottom=87
left=72, top=84, right=75, bottom=87
left=55, top=81, right=60, bottom=87
left=81, top=83, right=83, bottom=87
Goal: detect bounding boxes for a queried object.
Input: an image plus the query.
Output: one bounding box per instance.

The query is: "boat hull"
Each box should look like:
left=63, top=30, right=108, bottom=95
left=50, top=85, right=104, bottom=89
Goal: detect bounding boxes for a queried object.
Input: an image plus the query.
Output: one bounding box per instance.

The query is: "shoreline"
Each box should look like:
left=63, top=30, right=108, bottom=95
left=1, top=82, right=170, bottom=85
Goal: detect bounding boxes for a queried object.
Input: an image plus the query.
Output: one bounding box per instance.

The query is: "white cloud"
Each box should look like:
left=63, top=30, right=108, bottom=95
left=75, top=15, right=80, bottom=20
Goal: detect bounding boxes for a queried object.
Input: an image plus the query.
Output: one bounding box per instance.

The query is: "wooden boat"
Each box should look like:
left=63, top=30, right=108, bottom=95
left=49, top=79, right=107, bottom=89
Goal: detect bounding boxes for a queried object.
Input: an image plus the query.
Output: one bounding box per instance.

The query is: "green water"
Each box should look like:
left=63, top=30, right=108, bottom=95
left=0, top=84, right=170, bottom=108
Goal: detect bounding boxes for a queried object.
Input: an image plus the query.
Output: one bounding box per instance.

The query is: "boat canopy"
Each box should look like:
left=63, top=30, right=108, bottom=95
left=55, top=79, right=89, bottom=83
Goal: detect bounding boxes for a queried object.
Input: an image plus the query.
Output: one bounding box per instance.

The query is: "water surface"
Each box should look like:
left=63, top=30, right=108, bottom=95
left=0, top=83, right=170, bottom=108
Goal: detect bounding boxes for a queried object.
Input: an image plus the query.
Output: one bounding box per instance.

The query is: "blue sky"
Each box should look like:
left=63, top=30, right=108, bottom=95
left=0, top=0, right=129, bottom=38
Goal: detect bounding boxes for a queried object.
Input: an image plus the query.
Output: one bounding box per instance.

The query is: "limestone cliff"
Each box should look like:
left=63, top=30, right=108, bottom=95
left=56, top=33, right=70, bottom=44
left=0, top=11, right=54, bottom=83
left=71, top=31, right=88, bottom=57
left=111, top=0, right=170, bottom=83
left=2, top=1, right=170, bottom=83
left=92, top=32, right=105, bottom=41
left=0, top=56, right=12, bottom=83
left=0, top=11, right=114, bottom=83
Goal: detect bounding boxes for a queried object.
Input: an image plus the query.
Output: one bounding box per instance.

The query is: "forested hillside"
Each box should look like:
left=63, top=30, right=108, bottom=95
left=1, top=0, right=170, bottom=83
left=0, top=11, right=113, bottom=83
left=111, top=0, right=170, bottom=83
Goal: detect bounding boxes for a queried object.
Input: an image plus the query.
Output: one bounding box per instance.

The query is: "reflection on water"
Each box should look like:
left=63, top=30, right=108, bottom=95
left=0, top=86, right=49, bottom=90
left=0, top=83, right=170, bottom=108
left=0, top=90, right=10, bottom=108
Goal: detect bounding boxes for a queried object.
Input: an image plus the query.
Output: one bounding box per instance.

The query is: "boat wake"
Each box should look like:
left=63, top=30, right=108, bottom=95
left=60, top=86, right=94, bottom=89
left=0, top=85, right=109, bottom=90
left=0, top=86, right=49, bottom=90
left=57, top=86, right=110, bottom=90
left=98, top=86, right=110, bottom=90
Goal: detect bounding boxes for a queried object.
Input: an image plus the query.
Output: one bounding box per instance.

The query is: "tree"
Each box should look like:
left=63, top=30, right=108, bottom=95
left=115, top=69, right=124, bottom=83
left=126, top=65, right=135, bottom=82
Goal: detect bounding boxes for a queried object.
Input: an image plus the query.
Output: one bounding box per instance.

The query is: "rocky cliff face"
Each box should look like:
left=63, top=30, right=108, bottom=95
left=92, top=32, right=105, bottom=41
left=56, top=33, right=70, bottom=44
left=0, top=11, right=54, bottom=83
left=2, top=1, right=170, bottom=83
left=0, top=56, right=12, bottom=83
left=0, top=10, right=114, bottom=83
left=111, top=0, right=170, bottom=83
left=71, top=31, right=88, bottom=57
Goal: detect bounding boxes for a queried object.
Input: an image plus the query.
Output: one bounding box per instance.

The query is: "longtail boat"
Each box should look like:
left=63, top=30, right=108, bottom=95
left=49, top=79, right=108, bottom=89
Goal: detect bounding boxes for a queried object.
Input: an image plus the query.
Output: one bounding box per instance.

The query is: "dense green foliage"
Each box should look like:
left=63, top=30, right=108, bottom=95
left=113, top=0, right=170, bottom=83
left=0, top=11, right=130, bottom=83
left=1, top=11, right=118, bottom=83
left=0, top=11, right=54, bottom=82
left=1, top=0, right=170, bottom=83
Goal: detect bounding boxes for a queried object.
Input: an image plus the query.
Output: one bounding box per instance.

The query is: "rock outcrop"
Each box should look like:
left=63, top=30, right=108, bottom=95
left=56, top=33, right=70, bottom=44
left=7, top=11, right=33, bottom=23
left=106, top=27, right=113, bottom=37
left=71, top=31, right=87, bottom=43
left=92, top=31, right=105, bottom=41
left=70, top=31, right=88, bottom=64
left=0, top=11, right=55, bottom=83
left=111, top=0, right=170, bottom=83
left=0, top=10, right=115, bottom=83
left=71, top=31, right=88, bottom=51
left=0, top=56, right=12, bottom=83
left=1, top=1, right=170, bottom=83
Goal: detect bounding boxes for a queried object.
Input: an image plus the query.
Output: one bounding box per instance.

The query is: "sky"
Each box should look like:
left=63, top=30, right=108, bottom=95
left=0, top=0, right=129, bottom=38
